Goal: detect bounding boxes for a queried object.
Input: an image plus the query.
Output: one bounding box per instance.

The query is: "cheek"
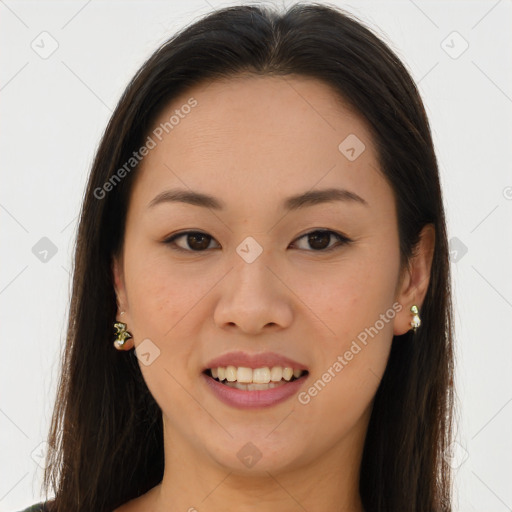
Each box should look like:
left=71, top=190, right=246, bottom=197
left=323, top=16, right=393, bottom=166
left=303, top=237, right=399, bottom=401
left=122, top=247, right=203, bottom=412
left=122, top=239, right=197, bottom=336
left=122, top=239, right=215, bottom=385
left=312, top=247, right=399, bottom=339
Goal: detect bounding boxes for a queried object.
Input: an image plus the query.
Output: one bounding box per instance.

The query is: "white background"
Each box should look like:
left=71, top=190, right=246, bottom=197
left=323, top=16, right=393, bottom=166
left=1, top=1, right=511, bottom=511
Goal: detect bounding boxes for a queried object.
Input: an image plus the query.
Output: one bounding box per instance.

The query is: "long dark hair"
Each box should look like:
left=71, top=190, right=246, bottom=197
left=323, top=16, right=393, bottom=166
left=42, top=3, right=454, bottom=511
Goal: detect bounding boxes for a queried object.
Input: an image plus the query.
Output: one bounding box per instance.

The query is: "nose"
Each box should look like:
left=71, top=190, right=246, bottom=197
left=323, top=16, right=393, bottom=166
left=213, top=248, right=294, bottom=335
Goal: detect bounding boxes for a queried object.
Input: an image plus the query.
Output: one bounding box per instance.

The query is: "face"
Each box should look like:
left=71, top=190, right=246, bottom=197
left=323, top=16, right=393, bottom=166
left=112, top=75, right=424, bottom=477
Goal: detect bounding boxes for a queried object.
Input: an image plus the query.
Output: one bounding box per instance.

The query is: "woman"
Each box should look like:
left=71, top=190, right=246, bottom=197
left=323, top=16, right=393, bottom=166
left=20, top=2, right=454, bottom=511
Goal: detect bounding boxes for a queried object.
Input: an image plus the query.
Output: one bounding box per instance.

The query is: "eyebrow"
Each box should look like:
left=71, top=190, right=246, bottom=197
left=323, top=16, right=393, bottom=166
left=147, top=187, right=368, bottom=211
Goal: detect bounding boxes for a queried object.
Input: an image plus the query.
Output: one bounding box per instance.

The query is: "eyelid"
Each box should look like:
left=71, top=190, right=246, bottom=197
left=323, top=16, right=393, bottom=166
left=291, top=230, right=352, bottom=252
left=163, top=229, right=352, bottom=254
left=163, top=231, right=219, bottom=253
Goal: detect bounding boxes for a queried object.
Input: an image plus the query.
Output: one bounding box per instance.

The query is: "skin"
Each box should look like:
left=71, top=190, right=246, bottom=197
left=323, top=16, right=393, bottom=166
left=112, top=75, right=435, bottom=512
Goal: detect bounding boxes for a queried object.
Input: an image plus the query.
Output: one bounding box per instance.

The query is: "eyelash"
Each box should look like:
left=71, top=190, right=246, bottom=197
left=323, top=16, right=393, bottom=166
left=162, top=229, right=352, bottom=254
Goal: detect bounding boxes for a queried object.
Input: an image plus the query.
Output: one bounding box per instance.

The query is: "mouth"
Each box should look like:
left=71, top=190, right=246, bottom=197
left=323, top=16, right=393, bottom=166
left=203, top=366, right=309, bottom=391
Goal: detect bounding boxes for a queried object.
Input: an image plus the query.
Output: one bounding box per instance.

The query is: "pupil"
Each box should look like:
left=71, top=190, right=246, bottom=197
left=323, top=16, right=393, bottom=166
left=309, top=231, right=330, bottom=250
left=189, top=233, right=210, bottom=250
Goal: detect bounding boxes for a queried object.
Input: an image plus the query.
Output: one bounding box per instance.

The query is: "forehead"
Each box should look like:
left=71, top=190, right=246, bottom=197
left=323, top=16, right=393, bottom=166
left=131, top=74, right=391, bottom=216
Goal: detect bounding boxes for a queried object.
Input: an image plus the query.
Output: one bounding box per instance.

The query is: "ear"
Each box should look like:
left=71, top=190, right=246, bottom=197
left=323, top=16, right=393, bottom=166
left=112, top=253, right=134, bottom=350
left=393, top=224, right=435, bottom=336
left=112, top=253, right=126, bottom=315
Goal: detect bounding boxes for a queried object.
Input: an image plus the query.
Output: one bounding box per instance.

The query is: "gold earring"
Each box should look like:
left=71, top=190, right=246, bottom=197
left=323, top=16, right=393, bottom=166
left=114, top=312, right=132, bottom=350
left=410, top=304, right=421, bottom=332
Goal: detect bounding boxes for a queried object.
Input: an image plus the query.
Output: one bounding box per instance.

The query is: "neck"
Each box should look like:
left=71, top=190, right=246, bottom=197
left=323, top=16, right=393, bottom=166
left=149, top=409, right=370, bottom=512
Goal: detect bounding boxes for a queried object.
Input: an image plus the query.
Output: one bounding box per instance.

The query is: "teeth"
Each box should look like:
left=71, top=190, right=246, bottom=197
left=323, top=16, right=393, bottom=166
left=207, top=365, right=306, bottom=384
left=237, top=367, right=253, bottom=383
left=225, top=365, right=237, bottom=382
left=224, top=381, right=286, bottom=391
left=282, top=367, right=293, bottom=381
left=270, top=366, right=282, bottom=381
left=252, top=367, right=270, bottom=384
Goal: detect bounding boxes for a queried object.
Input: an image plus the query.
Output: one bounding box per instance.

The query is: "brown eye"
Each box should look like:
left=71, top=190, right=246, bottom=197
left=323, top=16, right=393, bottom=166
left=164, top=229, right=351, bottom=254
left=291, top=230, right=352, bottom=252
left=164, top=231, right=218, bottom=252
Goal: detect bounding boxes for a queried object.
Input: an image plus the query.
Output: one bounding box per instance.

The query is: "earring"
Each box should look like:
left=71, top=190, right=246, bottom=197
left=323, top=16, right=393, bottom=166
left=113, top=312, right=132, bottom=350
left=410, top=304, right=421, bottom=332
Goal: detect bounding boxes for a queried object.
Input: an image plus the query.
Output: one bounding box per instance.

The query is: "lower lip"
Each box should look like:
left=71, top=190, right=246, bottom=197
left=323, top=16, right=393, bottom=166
left=202, top=372, right=308, bottom=409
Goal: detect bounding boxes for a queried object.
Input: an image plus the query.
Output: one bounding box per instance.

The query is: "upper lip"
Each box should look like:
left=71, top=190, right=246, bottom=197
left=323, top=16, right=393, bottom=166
left=203, top=351, right=309, bottom=371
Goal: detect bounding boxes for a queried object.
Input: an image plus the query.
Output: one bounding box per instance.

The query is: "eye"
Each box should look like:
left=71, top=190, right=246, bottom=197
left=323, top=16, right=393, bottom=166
left=163, top=231, right=219, bottom=252
left=163, top=229, right=352, bottom=253
left=290, top=229, right=352, bottom=252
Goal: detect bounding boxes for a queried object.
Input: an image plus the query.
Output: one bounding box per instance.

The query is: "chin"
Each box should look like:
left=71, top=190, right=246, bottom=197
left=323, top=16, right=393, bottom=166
left=203, top=433, right=308, bottom=475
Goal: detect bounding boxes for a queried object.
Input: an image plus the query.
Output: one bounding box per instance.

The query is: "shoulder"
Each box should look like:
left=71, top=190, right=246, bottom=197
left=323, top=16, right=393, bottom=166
left=15, top=502, right=49, bottom=512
